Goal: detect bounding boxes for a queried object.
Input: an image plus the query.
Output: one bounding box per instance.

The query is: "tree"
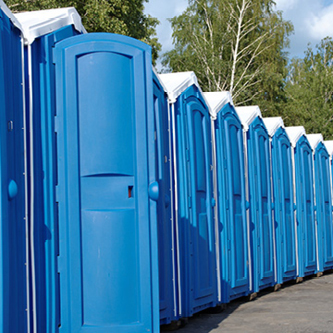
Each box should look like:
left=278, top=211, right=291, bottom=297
left=4, top=0, right=161, bottom=64
left=162, top=0, right=293, bottom=115
left=283, top=37, right=333, bottom=139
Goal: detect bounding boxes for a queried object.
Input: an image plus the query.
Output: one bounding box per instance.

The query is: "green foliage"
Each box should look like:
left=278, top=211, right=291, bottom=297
left=284, top=37, right=333, bottom=139
left=162, top=0, right=293, bottom=116
left=4, top=0, right=161, bottom=64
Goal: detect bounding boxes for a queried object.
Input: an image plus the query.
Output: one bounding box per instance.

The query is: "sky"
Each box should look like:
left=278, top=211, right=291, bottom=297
left=144, top=0, right=333, bottom=69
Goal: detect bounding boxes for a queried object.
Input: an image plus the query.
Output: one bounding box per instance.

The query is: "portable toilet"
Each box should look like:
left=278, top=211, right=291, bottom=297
left=324, top=141, right=333, bottom=178
left=308, top=134, right=333, bottom=273
left=159, top=72, right=217, bottom=318
left=324, top=140, right=333, bottom=239
left=324, top=140, right=333, bottom=205
left=263, top=117, right=297, bottom=286
left=0, top=2, right=27, bottom=332
left=236, top=106, right=275, bottom=295
left=153, top=71, right=178, bottom=326
left=285, top=127, right=317, bottom=279
left=15, top=9, right=85, bottom=332
left=15, top=23, right=160, bottom=332
left=204, top=92, right=250, bottom=304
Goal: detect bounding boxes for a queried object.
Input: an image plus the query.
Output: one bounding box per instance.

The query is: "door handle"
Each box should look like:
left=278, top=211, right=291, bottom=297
left=8, top=179, right=18, bottom=200
left=148, top=181, right=159, bottom=201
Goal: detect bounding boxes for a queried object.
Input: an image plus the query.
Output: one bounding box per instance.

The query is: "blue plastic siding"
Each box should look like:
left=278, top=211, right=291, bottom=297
left=271, top=128, right=296, bottom=284
left=26, top=25, right=80, bottom=333
left=54, top=33, right=159, bottom=332
left=247, top=117, right=274, bottom=293
left=173, top=85, right=217, bottom=317
left=314, top=142, right=333, bottom=272
left=215, top=103, right=249, bottom=303
left=0, top=8, right=27, bottom=333
left=294, top=136, right=317, bottom=277
left=153, top=73, right=177, bottom=325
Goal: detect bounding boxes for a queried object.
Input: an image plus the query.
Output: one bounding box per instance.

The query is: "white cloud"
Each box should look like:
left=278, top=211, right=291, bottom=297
left=275, top=0, right=333, bottom=57
left=307, top=3, right=333, bottom=40
left=275, top=0, right=299, bottom=11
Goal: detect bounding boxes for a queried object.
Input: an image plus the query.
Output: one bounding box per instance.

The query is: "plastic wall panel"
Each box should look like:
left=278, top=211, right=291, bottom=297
left=215, top=103, right=249, bottom=303
left=173, top=86, right=216, bottom=317
left=314, top=142, right=333, bottom=272
left=247, top=117, right=274, bottom=293
left=27, top=25, right=80, bottom=333
left=54, top=33, right=159, bottom=332
left=153, top=73, right=177, bottom=325
left=271, top=128, right=296, bottom=284
left=0, top=8, right=26, bottom=333
left=295, top=136, right=317, bottom=277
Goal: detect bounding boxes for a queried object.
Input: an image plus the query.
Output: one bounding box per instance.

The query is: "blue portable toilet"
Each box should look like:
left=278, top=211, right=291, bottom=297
left=15, top=9, right=85, bottom=332
left=159, top=72, right=217, bottom=318
left=204, top=92, right=250, bottom=304
left=308, top=134, right=333, bottom=273
left=153, top=71, right=178, bottom=326
left=53, top=33, right=159, bottom=332
left=285, top=127, right=317, bottom=279
left=324, top=140, right=333, bottom=257
left=324, top=141, right=333, bottom=182
left=236, top=106, right=275, bottom=295
left=263, top=117, right=297, bottom=286
left=324, top=141, right=333, bottom=208
left=0, top=2, right=27, bottom=332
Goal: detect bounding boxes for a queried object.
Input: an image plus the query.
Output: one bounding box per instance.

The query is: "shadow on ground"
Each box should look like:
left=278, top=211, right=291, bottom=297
left=162, top=271, right=333, bottom=333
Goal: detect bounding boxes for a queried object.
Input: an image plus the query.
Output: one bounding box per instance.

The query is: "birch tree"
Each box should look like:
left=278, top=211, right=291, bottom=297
left=162, top=0, right=293, bottom=113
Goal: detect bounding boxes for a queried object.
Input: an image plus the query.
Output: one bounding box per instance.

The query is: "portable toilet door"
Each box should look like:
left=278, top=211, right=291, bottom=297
left=308, top=134, right=333, bottom=273
left=286, top=127, right=317, bottom=278
left=204, top=92, right=250, bottom=304
left=324, top=140, right=333, bottom=266
left=15, top=9, right=85, bottom=333
left=159, top=72, right=217, bottom=318
left=53, top=33, right=159, bottom=332
left=0, top=3, right=27, bottom=332
left=153, top=71, right=178, bottom=325
left=263, top=117, right=297, bottom=285
left=236, top=106, right=275, bottom=294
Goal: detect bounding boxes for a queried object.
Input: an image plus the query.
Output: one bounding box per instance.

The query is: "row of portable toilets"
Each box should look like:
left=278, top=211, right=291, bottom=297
left=1, top=2, right=333, bottom=332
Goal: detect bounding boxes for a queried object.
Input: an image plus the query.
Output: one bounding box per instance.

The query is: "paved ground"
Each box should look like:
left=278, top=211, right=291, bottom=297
left=169, top=271, right=333, bottom=333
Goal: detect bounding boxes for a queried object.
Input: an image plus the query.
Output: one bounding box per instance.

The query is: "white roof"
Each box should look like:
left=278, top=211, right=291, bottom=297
left=307, top=133, right=323, bottom=151
left=158, top=71, right=201, bottom=103
left=235, top=105, right=262, bottom=131
left=0, top=0, right=23, bottom=32
left=153, top=69, right=168, bottom=94
left=15, top=7, right=86, bottom=45
left=202, top=91, right=233, bottom=119
left=324, top=141, right=333, bottom=157
left=262, top=117, right=284, bottom=137
left=285, top=126, right=306, bottom=147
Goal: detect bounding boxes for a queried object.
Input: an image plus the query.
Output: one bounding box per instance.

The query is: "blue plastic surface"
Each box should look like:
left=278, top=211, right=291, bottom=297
left=172, top=85, right=217, bottom=317
left=215, top=103, right=249, bottom=303
left=314, top=142, right=333, bottom=272
left=153, top=73, right=178, bottom=325
left=26, top=25, right=80, bottom=333
left=54, top=33, right=159, bottom=332
left=271, top=128, right=297, bottom=284
left=0, top=7, right=27, bottom=333
left=246, top=117, right=275, bottom=292
left=294, top=135, right=317, bottom=277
